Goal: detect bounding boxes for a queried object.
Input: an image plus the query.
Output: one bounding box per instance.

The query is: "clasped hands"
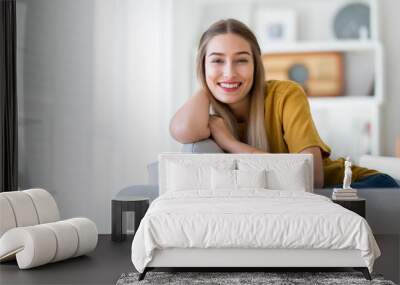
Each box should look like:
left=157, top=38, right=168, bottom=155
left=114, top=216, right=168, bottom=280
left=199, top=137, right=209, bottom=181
left=208, top=115, right=239, bottom=152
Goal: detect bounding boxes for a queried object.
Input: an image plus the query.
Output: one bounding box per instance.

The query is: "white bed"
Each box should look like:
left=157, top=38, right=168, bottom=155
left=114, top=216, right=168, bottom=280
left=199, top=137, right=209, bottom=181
left=131, top=153, right=380, bottom=280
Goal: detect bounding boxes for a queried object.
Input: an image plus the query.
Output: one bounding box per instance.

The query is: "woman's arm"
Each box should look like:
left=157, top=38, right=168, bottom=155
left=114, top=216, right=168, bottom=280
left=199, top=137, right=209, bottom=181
left=209, top=116, right=264, bottom=154
left=300, top=146, right=324, bottom=188
left=226, top=141, right=324, bottom=187
left=209, top=116, right=324, bottom=187
left=169, top=89, right=211, bottom=143
left=279, top=82, right=328, bottom=188
left=225, top=141, right=265, bottom=154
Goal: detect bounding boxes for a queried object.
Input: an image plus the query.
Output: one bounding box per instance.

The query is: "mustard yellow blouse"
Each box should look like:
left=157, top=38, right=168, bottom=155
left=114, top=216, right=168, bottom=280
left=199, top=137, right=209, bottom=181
left=243, top=80, right=377, bottom=187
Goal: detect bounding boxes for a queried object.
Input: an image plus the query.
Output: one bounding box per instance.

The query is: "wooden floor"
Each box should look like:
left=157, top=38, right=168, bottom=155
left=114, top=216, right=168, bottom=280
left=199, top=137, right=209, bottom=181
left=1, top=234, right=398, bottom=285
left=0, top=235, right=134, bottom=285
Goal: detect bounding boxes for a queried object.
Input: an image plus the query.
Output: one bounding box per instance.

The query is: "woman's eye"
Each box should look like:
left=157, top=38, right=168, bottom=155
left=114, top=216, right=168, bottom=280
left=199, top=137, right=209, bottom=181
left=209, top=58, right=248, bottom=64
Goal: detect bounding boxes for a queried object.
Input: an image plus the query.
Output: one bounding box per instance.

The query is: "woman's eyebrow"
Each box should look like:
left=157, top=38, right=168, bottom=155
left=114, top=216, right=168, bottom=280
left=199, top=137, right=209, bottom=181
left=207, top=52, right=224, bottom=57
left=235, top=51, right=251, bottom=56
left=207, top=51, right=251, bottom=57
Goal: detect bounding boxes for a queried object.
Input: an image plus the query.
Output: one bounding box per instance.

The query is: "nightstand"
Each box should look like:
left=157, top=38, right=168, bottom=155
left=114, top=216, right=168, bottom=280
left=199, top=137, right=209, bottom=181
left=111, top=196, right=149, bottom=242
left=332, top=198, right=366, bottom=218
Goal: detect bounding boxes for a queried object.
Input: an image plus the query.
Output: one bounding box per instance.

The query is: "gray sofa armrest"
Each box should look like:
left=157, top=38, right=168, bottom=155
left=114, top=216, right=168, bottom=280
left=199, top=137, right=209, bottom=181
left=115, top=185, right=159, bottom=203
left=359, top=155, right=400, bottom=180
left=181, top=139, right=224, bottom=153
left=147, top=161, right=159, bottom=185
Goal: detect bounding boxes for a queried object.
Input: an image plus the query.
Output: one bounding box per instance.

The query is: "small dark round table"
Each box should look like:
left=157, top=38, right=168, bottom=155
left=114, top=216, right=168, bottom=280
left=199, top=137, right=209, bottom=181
left=332, top=198, right=366, bottom=218
left=111, top=195, right=149, bottom=242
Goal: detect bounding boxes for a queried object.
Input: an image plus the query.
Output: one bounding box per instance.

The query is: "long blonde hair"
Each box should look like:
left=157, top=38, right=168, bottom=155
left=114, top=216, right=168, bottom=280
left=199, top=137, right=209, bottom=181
left=196, top=19, right=269, bottom=152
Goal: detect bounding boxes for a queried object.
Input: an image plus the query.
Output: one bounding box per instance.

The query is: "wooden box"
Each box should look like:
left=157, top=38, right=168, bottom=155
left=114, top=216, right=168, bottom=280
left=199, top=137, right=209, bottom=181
left=262, top=52, right=344, bottom=97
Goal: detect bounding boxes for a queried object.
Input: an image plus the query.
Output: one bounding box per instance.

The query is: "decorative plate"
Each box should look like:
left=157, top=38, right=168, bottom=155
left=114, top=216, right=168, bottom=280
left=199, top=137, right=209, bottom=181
left=334, top=3, right=370, bottom=40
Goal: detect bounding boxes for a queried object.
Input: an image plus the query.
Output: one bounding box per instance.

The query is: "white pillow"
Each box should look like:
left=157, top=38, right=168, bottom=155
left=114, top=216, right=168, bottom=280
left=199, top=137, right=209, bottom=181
left=211, top=169, right=267, bottom=190
left=238, top=159, right=308, bottom=191
left=166, top=160, right=235, bottom=191
left=266, top=162, right=307, bottom=191
left=167, top=163, right=209, bottom=191
left=211, top=168, right=236, bottom=190
left=236, top=169, right=267, bottom=188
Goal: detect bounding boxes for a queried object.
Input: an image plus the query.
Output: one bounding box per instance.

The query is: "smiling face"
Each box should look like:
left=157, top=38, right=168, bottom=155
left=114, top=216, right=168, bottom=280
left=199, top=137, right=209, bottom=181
left=205, top=33, right=254, bottom=107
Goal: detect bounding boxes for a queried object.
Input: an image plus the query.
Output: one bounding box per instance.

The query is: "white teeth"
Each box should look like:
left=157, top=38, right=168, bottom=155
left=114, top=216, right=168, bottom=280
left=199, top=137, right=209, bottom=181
left=220, top=83, right=240, bottom=88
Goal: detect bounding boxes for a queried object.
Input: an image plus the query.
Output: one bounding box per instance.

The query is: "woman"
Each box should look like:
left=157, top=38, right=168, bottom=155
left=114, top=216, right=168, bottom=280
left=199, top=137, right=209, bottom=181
left=169, top=18, right=398, bottom=189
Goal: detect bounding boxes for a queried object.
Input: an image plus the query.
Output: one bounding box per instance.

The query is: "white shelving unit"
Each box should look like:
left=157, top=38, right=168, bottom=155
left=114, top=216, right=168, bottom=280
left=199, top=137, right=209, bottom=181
left=186, top=0, right=383, bottom=162
left=256, top=0, right=383, bottom=161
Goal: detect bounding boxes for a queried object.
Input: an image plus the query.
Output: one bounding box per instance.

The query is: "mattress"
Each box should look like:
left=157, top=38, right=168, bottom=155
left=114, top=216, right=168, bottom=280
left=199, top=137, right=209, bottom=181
left=131, top=189, right=380, bottom=273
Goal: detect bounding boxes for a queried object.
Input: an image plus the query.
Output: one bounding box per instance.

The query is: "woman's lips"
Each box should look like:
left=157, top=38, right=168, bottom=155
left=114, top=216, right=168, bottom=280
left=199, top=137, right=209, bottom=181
left=218, top=82, right=242, bottom=92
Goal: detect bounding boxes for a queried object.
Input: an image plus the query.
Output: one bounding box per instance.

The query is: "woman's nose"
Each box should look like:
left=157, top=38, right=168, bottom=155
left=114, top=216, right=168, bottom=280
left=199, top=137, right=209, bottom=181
left=223, top=62, right=236, bottom=77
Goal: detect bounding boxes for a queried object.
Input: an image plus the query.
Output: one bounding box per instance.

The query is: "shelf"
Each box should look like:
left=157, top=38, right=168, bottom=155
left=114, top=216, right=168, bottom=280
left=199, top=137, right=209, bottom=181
left=262, top=41, right=381, bottom=54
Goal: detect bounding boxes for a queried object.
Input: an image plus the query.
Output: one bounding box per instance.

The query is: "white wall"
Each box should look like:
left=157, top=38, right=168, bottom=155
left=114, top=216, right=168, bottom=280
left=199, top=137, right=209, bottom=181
left=17, top=0, right=96, bottom=221
left=380, top=0, right=400, bottom=156
left=17, top=0, right=178, bottom=233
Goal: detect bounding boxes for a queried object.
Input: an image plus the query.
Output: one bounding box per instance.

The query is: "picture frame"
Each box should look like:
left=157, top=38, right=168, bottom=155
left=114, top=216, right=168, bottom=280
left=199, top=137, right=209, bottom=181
left=254, top=9, right=297, bottom=50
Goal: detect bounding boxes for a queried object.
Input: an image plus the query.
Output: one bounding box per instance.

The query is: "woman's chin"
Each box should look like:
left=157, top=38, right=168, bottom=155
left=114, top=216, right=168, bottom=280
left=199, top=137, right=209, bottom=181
left=215, top=94, right=243, bottom=104
left=218, top=99, right=240, bottom=105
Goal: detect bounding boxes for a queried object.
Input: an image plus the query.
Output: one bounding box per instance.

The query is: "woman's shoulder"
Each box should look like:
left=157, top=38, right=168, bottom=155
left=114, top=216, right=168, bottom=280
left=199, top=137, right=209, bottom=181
left=265, top=79, right=304, bottom=94
left=264, top=80, right=307, bottom=103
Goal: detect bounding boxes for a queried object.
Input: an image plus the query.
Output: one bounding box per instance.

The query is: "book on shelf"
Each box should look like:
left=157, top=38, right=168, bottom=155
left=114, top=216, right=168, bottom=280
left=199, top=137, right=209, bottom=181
left=332, top=193, right=359, bottom=200
left=332, top=196, right=360, bottom=200
left=332, top=186, right=359, bottom=200
left=333, top=188, right=357, bottom=193
left=333, top=193, right=357, bottom=197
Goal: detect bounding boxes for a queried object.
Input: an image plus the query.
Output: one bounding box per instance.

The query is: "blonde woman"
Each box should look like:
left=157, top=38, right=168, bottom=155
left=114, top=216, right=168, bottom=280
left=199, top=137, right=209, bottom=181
left=170, top=19, right=399, bottom=189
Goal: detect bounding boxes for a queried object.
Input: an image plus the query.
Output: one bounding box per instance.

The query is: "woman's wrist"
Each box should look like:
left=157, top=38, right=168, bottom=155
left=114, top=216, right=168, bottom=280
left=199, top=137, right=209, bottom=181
left=224, top=140, right=265, bottom=154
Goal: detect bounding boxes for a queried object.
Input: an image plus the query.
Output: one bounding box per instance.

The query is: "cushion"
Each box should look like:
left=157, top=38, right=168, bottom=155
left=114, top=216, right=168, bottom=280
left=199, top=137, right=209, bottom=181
left=167, top=162, right=211, bottom=191
left=238, top=159, right=308, bottom=191
left=166, top=160, right=235, bottom=191
left=211, top=168, right=236, bottom=189
left=211, top=168, right=267, bottom=190
left=24, top=188, right=60, bottom=224
left=0, top=189, right=60, bottom=237
left=0, top=196, right=16, bottom=237
left=0, top=191, right=39, bottom=227
left=0, top=218, right=97, bottom=269
left=267, top=162, right=307, bottom=191
left=236, top=169, right=267, bottom=188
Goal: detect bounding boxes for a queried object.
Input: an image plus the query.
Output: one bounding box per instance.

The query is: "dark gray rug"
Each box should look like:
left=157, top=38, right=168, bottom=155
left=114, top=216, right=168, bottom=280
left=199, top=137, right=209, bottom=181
left=116, top=271, right=396, bottom=285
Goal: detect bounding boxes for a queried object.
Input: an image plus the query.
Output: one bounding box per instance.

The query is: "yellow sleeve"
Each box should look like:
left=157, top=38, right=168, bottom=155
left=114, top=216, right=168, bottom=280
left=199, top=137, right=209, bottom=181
left=280, top=82, right=331, bottom=157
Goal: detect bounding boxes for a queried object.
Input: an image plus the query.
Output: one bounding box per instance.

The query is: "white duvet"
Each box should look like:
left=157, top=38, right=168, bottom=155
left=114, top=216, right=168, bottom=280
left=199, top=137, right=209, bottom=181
left=131, top=190, right=380, bottom=273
